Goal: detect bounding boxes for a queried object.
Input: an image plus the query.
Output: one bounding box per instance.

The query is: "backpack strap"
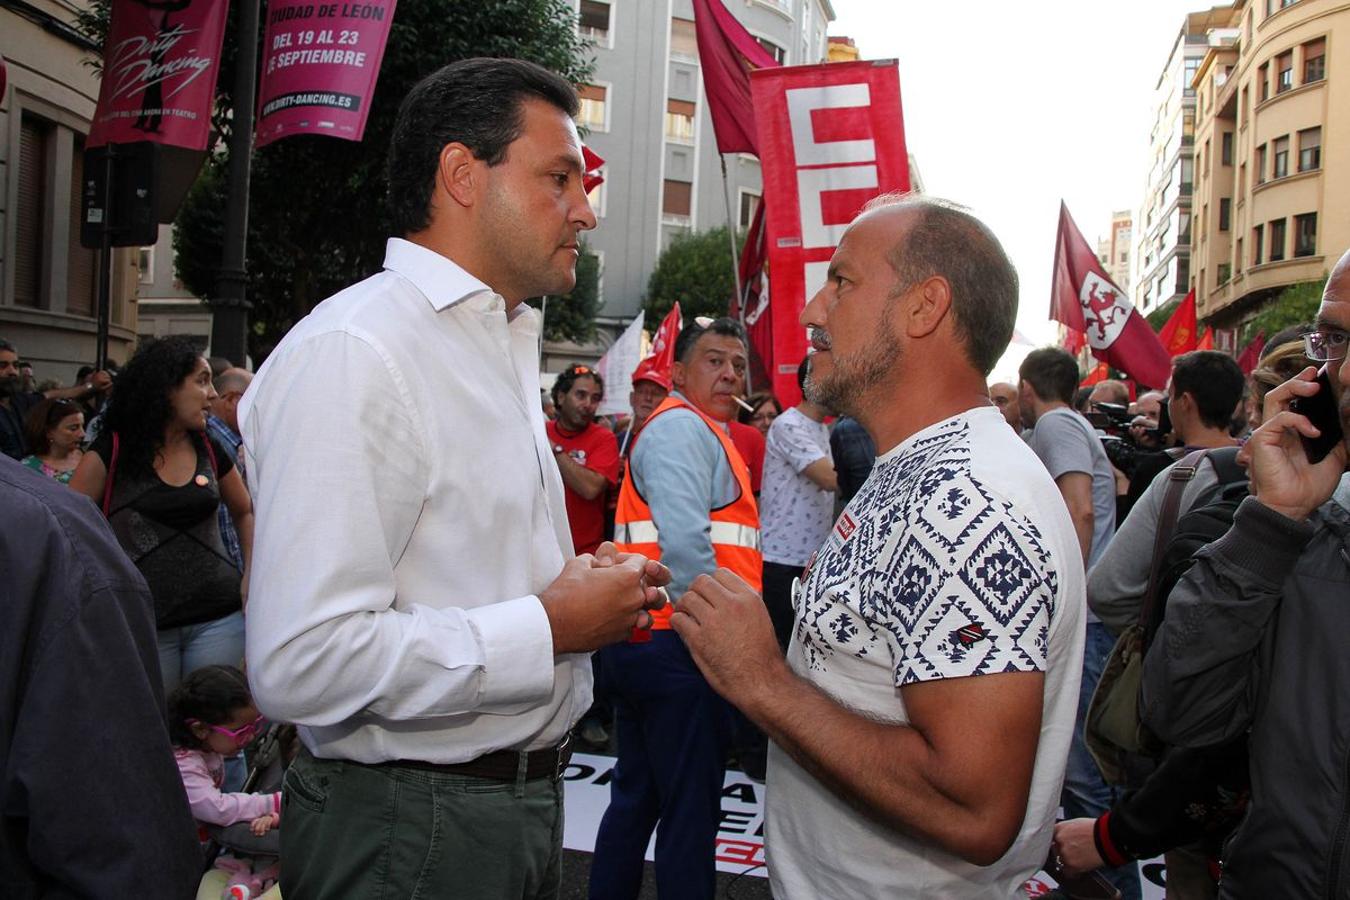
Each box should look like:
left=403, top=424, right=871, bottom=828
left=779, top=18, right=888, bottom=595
left=101, top=431, right=120, bottom=518
left=1140, top=448, right=1211, bottom=636
left=1205, top=445, right=1246, bottom=486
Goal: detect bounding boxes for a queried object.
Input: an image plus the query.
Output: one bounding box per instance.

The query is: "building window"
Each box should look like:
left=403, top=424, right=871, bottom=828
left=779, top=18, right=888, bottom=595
left=1294, top=212, right=1317, bottom=257
left=586, top=167, right=606, bottom=218
left=1181, top=157, right=1194, bottom=191
left=1304, top=38, right=1326, bottom=83
left=670, top=17, right=697, bottom=60
left=1221, top=131, right=1233, bottom=166
left=1269, top=218, right=1287, bottom=261
left=1218, top=262, right=1232, bottom=284
left=755, top=36, right=786, bottom=64
left=15, top=114, right=52, bottom=308
left=1219, top=197, right=1231, bottom=232
left=1277, top=51, right=1294, bottom=93
left=1258, top=63, right=1269, bottom=102
left=738, top=190, right=760, bottom=230
left=665, top=99, right=695, bottom=143
left=1297, top=127, right=1321, bottom=172
left=578, top=1, right=611, bottom=46
left=138, top=246, right=155, bottom=284
left=1255, top=144, right=1267, bottom=184
left=1236, top=237, right=1244, bottom=273
left=578, top=83, right=609, bottom=132
left=1253, top=224, right=1264, bottom=265
left=1272, top=135, right=1289, bottom=178
left=662, top=179, right=692, bottom=220
left=66, top=138, right=96, bottom=317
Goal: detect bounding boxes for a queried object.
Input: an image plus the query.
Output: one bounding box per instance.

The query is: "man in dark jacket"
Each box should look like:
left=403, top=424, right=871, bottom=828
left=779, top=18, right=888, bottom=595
left=0, top=456, right=201, bottom=897
left=1142, top=249, right=1350, bottom=898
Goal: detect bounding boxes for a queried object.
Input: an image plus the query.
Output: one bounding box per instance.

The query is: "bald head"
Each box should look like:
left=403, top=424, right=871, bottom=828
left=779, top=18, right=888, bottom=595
left=1089, top=379, right=1129, bottom=408
left=988, top=382, right=1020, bottom=429
left=211, top=367, right=253, bottom=433
left=855, top=193, right=1019, bottom=377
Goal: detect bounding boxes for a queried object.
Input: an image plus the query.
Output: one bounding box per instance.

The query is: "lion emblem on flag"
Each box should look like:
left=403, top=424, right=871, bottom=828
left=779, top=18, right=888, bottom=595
left=1079, top=272, right=1131, bottom=349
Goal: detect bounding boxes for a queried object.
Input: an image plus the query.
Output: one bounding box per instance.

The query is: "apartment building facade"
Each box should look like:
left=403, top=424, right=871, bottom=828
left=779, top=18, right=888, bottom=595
left=575, top=0, right=834, bottom=341
left=0, top=1, right=140, bottom=382
left=1191, top=0, right=1349, bottom=342
left=1133, top=6, right=1236, bottom=317
left=1097, top=209, right=1134, bottom=295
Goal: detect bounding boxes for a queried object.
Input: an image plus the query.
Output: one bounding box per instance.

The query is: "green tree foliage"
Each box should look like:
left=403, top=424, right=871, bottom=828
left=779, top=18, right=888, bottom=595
left=644, top=226, right=742, bottom=330
left=1242, top=278, right=1326, bottom=345
left=79, top=0, right=594, bottom=360
left=524, top=242, right=600, bottom=344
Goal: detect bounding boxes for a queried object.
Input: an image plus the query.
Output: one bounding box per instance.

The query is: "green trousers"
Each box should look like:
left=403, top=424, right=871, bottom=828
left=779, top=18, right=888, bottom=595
left=280, top=749, right=565, bottom=900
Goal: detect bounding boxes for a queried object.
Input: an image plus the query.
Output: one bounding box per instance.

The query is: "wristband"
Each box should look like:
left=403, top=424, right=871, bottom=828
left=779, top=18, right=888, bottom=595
left=1093, top=811, right=1130, bottom=867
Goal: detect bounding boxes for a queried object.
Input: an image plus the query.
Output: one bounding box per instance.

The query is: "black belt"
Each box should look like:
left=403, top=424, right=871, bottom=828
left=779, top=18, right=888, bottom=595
left=378, top=735, right=572, bottom=782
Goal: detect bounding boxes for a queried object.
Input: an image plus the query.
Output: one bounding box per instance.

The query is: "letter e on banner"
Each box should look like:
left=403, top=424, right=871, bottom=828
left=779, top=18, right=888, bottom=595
left=751, top=60, right=909, bottom=406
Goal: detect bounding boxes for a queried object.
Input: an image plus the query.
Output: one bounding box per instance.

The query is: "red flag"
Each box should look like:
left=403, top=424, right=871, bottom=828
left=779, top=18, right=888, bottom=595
left=732, top=202, right=773, bottom=390
left=1197, top=327, right=1215, bottom=350
left=1051, top=202, right=1173, bottom=389
left=632, top=303, right=682, bottom=391
left=1157, top=289, right=1198, bottom=356
left=1062, top=328, right=1086, bottom=356
left=752, top=60, right=909, bottom=406
left=582, top=144, right=606, bottom=194
left=1079, top=361, right=1110, bottom=388
left=691, top=0, right=779, bottom=154
left=88, top=0, right=230, bottom=150
left=1236, top=331, right=1266, bottom=375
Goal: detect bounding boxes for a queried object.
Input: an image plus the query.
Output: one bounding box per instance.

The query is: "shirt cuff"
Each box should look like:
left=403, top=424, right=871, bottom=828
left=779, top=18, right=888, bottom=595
left=467, top=595, right=556, bottom=707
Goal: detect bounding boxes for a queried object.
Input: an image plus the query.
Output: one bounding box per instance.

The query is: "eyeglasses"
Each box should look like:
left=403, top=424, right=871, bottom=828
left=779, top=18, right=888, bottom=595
left=188, top=714, right=264, bottom=746
left=1302, top=329, right=1349, bottom=362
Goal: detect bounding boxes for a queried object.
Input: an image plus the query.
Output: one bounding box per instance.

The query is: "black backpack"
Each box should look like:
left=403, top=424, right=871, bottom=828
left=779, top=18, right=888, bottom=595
left=1145, top=447, right=1249, bottom=649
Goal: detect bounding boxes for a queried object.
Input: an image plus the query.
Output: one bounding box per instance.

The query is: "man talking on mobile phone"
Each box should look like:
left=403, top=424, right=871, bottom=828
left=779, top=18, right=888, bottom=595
left=1143, top=248, right=1350, bottom=900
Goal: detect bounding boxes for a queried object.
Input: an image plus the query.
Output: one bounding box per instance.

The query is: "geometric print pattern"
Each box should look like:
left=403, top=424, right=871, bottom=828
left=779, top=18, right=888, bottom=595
left=796, top=415, right=1057, bottom=686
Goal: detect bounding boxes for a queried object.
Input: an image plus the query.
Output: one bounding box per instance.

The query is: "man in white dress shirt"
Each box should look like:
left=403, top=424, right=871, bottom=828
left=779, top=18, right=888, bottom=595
left=240, top=58, right=667, bottom=899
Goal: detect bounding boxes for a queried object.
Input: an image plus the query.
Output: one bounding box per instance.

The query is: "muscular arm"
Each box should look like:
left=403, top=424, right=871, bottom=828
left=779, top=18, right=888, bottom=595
left=673, top=570, right=1045, bottom=865
left=755, top=665, right=1043, bottom=864
left=1055, top=471, right=1095, bottom=566
left=801, top=457, right=838, bottom=493
left=553, top=449, right=608, bottom=500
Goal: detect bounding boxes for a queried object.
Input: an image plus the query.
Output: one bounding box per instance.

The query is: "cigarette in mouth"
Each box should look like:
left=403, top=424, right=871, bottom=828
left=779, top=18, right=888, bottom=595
left=732, top=395, right=755, bottom=413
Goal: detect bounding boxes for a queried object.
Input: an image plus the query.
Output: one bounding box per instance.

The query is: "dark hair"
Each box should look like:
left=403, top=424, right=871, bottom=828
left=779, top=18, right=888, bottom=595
left=738, top=391, right=781, bottom=425
left=1019, top=347, right=1080, bottom=405
left=167, top=665, right=252, bottom=750
left=0, top=338, right=15, bottom=355
left=674, top=317, right=747, bottom=365
left=105, top=336, right=206, bottom=478
left=551, top=362, right=604, bottom=406
left=22, top=398, right=83, bottom=457
left=75, top=365, right=96, bottom=383
left=1073, top=386, right=1095, bottom=413
left=207, top=357, right=233, bottom=380
left=1171, top=350, right=1246, bottom=429
left=1264, top=323, right=1311, bottom=358
left=862, top=193, right=1019, bottom=376
left=387, top=58, right=581, bottom=237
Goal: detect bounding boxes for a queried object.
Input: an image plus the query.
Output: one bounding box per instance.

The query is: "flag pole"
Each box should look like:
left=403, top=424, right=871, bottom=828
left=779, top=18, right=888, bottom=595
left=719, top=153, right=751, bottom=392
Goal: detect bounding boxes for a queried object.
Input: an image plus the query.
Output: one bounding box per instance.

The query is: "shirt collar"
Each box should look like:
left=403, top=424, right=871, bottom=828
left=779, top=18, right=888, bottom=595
left=383, top=237, right=493, bottom=312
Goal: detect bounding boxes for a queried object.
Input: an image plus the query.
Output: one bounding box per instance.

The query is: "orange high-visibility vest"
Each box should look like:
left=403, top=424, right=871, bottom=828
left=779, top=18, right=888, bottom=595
left=614, top=395, right=762, bottom=630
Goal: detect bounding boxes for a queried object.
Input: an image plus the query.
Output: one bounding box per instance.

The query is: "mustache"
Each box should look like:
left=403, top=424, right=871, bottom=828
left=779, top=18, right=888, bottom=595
left=809, top=327, right=832, bottom=350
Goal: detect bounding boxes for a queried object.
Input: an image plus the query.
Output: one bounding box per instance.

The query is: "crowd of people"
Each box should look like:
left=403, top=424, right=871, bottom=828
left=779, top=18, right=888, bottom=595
left=2, top=55, right=1349, bottom=900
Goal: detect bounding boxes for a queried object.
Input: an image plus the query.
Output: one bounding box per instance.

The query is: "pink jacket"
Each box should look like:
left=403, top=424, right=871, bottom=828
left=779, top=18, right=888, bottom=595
left=174, top=748, right=280, bottom=827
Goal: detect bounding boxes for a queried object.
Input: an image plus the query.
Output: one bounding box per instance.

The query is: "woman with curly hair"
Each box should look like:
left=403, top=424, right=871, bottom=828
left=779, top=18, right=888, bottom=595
left=71, top=336, right=253, bottom=691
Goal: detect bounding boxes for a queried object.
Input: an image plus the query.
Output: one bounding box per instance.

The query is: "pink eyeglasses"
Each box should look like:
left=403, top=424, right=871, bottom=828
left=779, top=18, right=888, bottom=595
left=188, top=714, right=265, bottom=746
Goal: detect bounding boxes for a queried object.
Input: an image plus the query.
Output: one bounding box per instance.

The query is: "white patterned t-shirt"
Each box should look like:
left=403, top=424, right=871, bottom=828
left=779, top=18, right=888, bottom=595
left=765, top=406, right=1086, bottom=900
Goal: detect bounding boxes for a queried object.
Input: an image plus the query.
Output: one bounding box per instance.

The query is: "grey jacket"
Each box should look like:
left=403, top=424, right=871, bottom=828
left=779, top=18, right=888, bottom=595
left=1142, top=476, right=1350, bottom=900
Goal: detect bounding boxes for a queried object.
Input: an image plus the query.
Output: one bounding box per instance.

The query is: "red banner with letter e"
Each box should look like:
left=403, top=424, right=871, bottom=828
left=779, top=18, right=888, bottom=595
left=88, top=0, right=230, bottom=150
left=256, top=0, right=397, bottom=148
left=751, top=60, right=910, bottom=406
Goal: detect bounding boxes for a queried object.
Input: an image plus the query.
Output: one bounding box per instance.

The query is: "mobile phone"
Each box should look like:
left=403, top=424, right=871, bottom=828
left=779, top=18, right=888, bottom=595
left=1289, top=367, right=1344, bottom=464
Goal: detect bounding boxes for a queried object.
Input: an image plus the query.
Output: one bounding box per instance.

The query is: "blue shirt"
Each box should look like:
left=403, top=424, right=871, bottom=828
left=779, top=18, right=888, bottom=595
left=630, top=394, right=741, bottom=599
left=206, top=415, right=244, bottom=572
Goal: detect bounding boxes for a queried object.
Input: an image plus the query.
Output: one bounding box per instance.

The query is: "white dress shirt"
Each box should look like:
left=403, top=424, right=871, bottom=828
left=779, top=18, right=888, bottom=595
left=239, top=238, right=588, bottom=764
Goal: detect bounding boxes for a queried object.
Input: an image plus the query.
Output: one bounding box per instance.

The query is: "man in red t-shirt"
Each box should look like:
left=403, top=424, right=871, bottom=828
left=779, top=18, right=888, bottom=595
left=546, top=363, right=620, bottom=556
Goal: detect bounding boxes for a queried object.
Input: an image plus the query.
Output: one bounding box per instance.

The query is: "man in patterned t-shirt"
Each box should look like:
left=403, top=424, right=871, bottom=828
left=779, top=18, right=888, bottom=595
left=672, top=194, right=1086, bottom=899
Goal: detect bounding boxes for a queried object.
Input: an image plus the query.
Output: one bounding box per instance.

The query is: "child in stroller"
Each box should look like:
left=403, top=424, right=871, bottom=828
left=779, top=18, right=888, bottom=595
left=170, top=665, right=282, bottom=900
